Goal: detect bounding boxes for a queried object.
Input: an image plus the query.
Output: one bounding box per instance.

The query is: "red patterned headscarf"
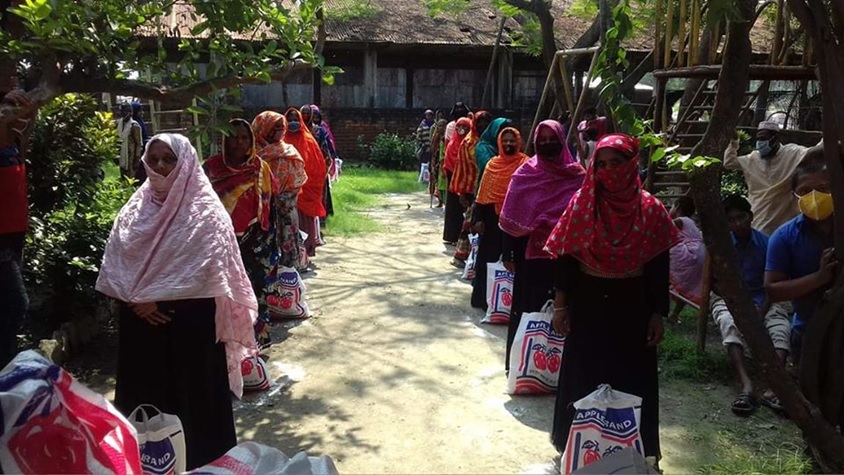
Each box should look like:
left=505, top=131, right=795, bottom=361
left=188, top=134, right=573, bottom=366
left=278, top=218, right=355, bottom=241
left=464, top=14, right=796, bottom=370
left=544, top=133, right=679, bottom=277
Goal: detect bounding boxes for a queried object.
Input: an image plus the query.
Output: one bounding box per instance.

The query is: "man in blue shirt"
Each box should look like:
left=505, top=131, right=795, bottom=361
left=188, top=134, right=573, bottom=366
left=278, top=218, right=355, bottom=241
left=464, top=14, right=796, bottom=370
left=765, top=162, right=836, bottom=366
left=712, top=195, right=792, bottom=416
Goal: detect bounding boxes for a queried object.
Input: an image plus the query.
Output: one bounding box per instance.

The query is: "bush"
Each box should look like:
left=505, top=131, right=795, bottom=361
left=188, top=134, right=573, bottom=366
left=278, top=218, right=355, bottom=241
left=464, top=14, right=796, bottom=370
left=360, top=132, right=418, bottom=170
left=25, top=94, right=135, bottom=324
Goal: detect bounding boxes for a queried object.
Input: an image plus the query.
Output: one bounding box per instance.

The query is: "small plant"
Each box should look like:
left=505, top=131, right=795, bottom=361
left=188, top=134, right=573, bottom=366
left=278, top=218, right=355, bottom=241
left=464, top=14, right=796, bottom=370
left=361, top=132, right=418, bottom=171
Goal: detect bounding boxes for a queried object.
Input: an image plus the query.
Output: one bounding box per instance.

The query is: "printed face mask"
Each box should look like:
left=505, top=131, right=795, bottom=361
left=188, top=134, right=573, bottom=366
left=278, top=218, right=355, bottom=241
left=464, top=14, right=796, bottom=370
left=287, top=121, right=301, bottom=133
left=798, top=190, right=834, bottom=221
left=536, top=142, right=563, bottom=160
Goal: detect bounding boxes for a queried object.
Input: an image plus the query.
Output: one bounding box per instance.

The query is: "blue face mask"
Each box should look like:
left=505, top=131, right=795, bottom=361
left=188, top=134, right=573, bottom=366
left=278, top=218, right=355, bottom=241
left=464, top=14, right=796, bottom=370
left=288, top=121, right=301, bottom=133
left=756, top=140, right=774, bottom=158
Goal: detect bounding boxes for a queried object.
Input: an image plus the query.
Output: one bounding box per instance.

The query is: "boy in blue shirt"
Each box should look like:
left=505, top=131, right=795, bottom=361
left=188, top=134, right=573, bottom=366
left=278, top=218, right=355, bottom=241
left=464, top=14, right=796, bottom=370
left=712, top=195, right=792, bottom=416
left=765, top=162, right=836, bottom=366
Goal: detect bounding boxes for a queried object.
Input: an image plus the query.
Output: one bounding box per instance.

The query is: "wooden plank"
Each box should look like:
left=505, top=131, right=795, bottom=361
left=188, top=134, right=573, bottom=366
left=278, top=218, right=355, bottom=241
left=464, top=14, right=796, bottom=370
left=653, top=65, right=817, bottom=80
left=664, top=0, right=674, bottom=68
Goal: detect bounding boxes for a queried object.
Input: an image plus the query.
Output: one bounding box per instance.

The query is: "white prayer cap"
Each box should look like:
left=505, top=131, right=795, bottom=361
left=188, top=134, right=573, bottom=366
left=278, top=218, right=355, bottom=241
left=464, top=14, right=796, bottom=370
left=758, top=121, right=781, bottom=131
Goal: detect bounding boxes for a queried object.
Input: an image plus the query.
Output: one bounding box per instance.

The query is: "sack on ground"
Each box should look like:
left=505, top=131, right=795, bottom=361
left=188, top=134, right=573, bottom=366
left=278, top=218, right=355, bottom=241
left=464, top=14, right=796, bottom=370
left=482, top=261, right=514, bottom=324
left=461, top=233, right=480, bottom=280
left=241, top=356, right=271, bottom=392
left=562, top=384, right=644, bottom=475
left=128, top=405, right=187, bottom=475
left=189, top=441, right=339, bottom=475
left=506, top=301, right=565, bottom=394
left=418, top=163, right=430, bottom=183
left=571, top=447, right=658, bottom=474
left=0, top=350, right=142, bottom=474
left=267, top=266, right=310, bottom=319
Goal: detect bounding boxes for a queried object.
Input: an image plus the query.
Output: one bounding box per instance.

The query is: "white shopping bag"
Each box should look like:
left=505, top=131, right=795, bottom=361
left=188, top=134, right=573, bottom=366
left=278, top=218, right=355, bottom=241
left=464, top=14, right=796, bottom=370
left=482, top=260, right=514, bottom=324
left=461, top=233, right=479, bottom=280
left=507, top=300, right=565, bottom=394
left=267, top=266, right=310, bottom=319
left=562, top=384, right=644, bottom=475
left=0, top=351, right=142, bottom=474
left=241, top=356, right=271, bottom=392
left=128, top=404, right=187, bottom=475
left=418, top=163, right=430, bottom=183
left=189, top=441, right=339, bottom=475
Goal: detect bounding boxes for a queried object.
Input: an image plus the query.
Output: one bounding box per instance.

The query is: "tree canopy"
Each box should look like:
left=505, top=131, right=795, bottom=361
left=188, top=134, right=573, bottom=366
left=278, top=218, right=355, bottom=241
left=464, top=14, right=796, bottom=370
left=0, top=0, right=331, bottom=119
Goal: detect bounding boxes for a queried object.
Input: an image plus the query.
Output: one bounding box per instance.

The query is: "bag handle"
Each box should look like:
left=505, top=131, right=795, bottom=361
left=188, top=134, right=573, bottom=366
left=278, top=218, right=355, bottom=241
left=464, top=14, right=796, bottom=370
left=541, top=299, right=556, bottom=315
left=128, top=404, right=163, bottom=427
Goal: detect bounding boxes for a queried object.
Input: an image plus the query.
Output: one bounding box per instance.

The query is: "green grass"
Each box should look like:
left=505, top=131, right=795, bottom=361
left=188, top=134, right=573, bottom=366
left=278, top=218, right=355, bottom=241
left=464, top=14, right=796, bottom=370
left=659, top=303, right=731, bottom=382
left=325, top=168, right=424, bottom=236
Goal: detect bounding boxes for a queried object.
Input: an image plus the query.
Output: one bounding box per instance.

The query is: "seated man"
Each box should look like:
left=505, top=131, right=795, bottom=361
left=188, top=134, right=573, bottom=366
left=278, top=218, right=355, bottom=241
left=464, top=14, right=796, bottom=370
left=712, top=195, right=792, bottom=416
left=765, top=162, right=836, bottom=366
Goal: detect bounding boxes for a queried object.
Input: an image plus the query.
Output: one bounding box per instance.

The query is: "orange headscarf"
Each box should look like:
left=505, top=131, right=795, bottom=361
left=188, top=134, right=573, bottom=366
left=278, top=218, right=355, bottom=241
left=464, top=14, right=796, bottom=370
left=443, top=117, right=471, bottom=173
left=252, top=111, right=308, bottom=194
left=476, top=127, right=530, bottom=214
left=450, top=111, right=491, bottom=195
left=284, top=107, right=327, bottom=218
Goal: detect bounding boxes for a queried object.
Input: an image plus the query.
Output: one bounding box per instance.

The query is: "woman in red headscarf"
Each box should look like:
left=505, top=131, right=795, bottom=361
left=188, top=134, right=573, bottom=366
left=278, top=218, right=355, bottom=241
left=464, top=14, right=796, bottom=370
left=544, top=134, right=679, bottom=465
left=469, top=127, right=530, bottom=309
left=285, top=107, right=327, bottom=266
left=442, top=117, right=471, bottom=245
left=450, top=111, right=492, bottom=263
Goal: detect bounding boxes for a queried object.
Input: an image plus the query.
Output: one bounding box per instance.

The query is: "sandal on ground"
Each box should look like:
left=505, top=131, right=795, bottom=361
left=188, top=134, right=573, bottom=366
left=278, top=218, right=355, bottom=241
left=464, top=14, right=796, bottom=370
left=760, top=392, right=785, bottom=413
left=731, top=392, right=757, bottom=417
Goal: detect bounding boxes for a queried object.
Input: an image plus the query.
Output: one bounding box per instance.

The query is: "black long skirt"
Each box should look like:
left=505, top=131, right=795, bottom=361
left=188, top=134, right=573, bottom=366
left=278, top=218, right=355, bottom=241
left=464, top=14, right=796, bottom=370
left=471, top=206, right=503, bottom=309
left=114, top=299, right=237, bottom=469
left=442, top=174, right=463, bottom=243
left=323, top=177, right=334, bottom=218
left=505, top=258, right=556, bottom=370
left=551, top=272, right=660, bottom=458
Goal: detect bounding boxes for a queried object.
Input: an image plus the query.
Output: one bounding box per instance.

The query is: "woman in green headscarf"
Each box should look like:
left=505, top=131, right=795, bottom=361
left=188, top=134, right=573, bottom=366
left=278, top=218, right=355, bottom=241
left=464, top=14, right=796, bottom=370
left=474, top=117, right=512, bottom=184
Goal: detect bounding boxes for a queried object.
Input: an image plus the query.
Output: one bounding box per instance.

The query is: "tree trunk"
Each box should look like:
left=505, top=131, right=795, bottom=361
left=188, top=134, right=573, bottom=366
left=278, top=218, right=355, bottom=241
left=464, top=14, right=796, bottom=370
left=786, top=1, right=844, bottom=470
left=689, top=0, right=844, bottom=471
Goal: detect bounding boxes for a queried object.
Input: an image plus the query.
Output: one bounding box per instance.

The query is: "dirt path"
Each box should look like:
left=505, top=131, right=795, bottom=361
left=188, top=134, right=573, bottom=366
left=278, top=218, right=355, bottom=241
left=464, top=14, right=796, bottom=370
left=235, top=192, right=560, bottom=474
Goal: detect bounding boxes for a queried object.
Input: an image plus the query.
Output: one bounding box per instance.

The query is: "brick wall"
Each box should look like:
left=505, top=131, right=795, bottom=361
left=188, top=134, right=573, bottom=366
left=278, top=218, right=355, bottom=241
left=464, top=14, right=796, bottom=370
left=318, top=108, right=536, bottom=162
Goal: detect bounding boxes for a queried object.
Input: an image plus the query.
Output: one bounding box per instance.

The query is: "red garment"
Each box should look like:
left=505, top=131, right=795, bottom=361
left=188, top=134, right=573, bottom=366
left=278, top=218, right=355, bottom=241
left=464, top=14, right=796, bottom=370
left=443, top=117, right=471, bottom=173
left=0, top=145, right=28, bottom=234
left=285, top=108, right=327, bottom=218
left=450, top=111, right=491, bottom=195
left=544, top=134, right=679, bottom=277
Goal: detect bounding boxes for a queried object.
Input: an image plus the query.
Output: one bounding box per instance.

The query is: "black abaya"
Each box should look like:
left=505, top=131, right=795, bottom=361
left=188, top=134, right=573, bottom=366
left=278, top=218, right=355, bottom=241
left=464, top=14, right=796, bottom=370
left=443, top=173, right=463, bottom=243
left=503, top=233, right=556, bottom=371
left=115, top=299, right=237, bottom=469
left=471, top=203, right=503, bottom=309
left=550, top=253, right=668, bottom=459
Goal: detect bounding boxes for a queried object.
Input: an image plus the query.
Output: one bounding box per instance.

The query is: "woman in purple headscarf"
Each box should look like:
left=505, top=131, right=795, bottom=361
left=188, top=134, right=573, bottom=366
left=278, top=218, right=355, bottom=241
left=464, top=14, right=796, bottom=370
left=499, top=120, right=586, bottom=371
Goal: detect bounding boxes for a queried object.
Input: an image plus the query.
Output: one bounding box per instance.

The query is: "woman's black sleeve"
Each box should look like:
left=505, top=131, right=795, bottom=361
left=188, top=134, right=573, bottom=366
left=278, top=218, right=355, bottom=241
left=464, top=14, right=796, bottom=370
left=472, top=202, right=495, bottom=224
left=502, top=233, right=528, bottom=263
left=645, top=250, right=670, bottom=318
left=553, top=255, right=579, bottom=293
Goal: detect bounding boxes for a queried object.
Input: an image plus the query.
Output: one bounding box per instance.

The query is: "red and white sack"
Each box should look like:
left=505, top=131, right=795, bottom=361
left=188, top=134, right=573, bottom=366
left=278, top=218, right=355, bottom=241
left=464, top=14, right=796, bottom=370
left=189, top=441, right=339, bottom=475
left=241, top=356, right=271, bottom=392
left=507, top=301, right=565, bottom=394
left=562, top=384, right=644, bottom=475
left=482, top=260, right=514, bottom=324
left=418, top=162, right=430, bottom=183
left=267, top=266, right=310, bottom=319
left=461, top=233, right=480, bottom=280
left=0, top=350, right=142, bottom=474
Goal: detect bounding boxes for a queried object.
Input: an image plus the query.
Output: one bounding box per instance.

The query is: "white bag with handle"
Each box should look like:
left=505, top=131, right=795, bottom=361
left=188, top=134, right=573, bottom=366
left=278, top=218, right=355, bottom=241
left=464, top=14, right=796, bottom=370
left=128, top=404, right=187, bottom=475
left=461, top=233, right=480, bottom=280
left=482, top=260, right=514, bottom=324
left=562, top=384, right=644, bottom=475
left=507, top=300, right=565, bottom=394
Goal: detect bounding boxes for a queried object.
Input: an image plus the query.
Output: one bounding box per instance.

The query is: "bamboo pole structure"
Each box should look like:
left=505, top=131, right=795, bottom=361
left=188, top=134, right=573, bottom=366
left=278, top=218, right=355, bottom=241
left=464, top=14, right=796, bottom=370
left=664, top=0, right=674, bottom=68
left=525, top=54, right=558, bottom=153
left=678, top=0, right=687, bottom=66
left=481, top=16, right=507, bottom=109
left=690, top=0, right=701, bottom=66
left=566, top=49, right=601, bottom=157
left=655, top=0, right=663, bottom=69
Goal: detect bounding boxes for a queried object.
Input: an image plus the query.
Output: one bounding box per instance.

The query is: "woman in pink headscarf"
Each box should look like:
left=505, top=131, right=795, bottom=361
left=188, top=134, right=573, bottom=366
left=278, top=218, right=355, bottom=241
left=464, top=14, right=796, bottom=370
left=96, top=134, right=257, bottom=469
left=499, top=120, right=585, bottom=371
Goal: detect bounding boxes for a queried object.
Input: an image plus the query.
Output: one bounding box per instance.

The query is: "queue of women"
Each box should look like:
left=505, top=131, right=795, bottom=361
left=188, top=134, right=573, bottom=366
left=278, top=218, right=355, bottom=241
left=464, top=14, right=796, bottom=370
left=429, top=103, right=677, bottom=468
left=95, top=105, right=338, bottom=469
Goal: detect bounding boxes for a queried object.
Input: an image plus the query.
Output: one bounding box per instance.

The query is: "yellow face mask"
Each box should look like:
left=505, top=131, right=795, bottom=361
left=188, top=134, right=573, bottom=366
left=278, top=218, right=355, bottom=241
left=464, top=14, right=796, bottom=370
left=797, top=190, right=834, bottom=221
